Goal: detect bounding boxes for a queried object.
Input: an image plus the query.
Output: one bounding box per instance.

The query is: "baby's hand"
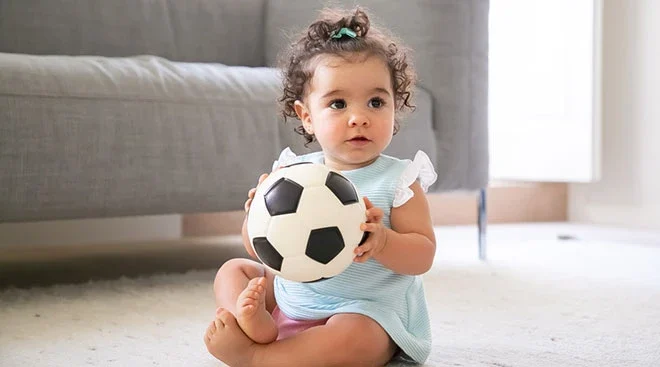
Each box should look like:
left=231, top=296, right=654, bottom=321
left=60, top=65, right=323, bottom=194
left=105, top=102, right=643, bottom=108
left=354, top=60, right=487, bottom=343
left=354, top=197, right=388, bottom=263
left=244, top=173, right=269, bottom=213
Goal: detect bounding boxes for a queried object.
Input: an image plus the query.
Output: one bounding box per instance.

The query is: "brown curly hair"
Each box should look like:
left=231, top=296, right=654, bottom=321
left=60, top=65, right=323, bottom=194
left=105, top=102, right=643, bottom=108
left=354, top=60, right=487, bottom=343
left=278, top=7, right=417, bottom=146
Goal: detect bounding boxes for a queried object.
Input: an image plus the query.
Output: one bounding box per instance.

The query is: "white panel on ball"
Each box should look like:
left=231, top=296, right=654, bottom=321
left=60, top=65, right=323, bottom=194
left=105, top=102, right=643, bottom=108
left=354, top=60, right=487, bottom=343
left=276, top=163, right=329, bottom=188
left=266, top=213, right=313, bottom=258
left=282, top=254, right=333, bottom=282
left=297, top=187, right=343, bottom=226
left=246, top=193, right=271, bottom=238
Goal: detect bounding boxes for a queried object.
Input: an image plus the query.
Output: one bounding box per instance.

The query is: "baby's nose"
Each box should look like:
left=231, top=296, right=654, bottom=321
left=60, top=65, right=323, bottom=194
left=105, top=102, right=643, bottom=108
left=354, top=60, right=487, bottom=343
left=348, top=113, right=369, bottom=126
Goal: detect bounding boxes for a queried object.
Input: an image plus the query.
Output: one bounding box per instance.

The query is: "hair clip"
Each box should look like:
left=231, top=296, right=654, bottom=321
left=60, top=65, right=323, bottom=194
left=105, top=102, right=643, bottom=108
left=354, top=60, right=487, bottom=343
left=330, top=27, right=357, bottom=39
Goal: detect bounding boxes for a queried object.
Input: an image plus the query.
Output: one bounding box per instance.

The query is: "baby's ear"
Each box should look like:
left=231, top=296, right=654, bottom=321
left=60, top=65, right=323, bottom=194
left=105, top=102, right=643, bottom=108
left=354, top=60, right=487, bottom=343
left=293, top=100, right=311, bottom=126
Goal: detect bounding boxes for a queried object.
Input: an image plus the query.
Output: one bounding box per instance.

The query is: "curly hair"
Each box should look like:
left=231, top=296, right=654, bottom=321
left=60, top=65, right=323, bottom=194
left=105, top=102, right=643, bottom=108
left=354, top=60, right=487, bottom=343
left=278, top=7, right=417, bottom=146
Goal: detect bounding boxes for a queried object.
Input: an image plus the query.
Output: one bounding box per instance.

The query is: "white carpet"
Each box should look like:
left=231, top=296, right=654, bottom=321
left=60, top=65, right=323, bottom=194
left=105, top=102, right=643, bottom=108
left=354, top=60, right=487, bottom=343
left=1, top=224, right=660, bottom=367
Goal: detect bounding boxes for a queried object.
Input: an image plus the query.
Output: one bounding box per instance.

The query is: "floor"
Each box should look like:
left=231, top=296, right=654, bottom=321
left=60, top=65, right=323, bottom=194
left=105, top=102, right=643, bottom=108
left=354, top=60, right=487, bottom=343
left=1, top=223, right=659, bottom=366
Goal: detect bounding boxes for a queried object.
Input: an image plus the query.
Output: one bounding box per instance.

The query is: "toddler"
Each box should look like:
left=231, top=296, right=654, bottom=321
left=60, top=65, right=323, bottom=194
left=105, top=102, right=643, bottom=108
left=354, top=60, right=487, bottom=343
left=204, top=7, right=437, bottom=367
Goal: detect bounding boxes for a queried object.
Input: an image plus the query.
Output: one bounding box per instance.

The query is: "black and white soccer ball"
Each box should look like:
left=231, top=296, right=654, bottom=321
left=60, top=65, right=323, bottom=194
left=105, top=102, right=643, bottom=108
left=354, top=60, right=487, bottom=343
left=246, top=162, right=367, bottom=282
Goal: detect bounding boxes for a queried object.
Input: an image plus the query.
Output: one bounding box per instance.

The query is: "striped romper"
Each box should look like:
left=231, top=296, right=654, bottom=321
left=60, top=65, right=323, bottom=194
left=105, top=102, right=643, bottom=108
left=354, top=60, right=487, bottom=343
left=271, top=148, right=437, bottom=364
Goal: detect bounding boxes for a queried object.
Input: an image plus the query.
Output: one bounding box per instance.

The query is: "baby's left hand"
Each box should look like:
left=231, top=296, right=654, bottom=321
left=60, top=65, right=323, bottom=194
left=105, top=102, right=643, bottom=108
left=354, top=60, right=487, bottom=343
left=354, top=197, right=388, bottom=263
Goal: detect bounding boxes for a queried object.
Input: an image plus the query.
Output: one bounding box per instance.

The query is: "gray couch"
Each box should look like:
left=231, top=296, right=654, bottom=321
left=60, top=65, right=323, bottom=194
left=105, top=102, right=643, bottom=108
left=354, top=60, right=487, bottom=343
left=0, top=0, right=489, bottom=231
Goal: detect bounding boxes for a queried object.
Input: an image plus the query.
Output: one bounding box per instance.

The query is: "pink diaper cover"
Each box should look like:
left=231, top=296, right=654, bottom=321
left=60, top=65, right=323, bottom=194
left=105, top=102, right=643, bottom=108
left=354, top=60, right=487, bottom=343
left=272, top=306, right=329, bottom=340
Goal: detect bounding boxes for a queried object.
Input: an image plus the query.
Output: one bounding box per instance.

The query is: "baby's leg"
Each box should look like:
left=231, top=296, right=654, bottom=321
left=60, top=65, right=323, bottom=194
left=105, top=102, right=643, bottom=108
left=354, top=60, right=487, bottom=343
left=213, top=258, right=277, bottom=343
left=205, top=310, right=397, bottom=367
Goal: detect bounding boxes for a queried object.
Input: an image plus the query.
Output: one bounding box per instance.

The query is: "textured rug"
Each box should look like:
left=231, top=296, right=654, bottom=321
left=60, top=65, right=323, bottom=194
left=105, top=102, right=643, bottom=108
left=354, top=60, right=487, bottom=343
left=1, top=224, right=660, bottom=367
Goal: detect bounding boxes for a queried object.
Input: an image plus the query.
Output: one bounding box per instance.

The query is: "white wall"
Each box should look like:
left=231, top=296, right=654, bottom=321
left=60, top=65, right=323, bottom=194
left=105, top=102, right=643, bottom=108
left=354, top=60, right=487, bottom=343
left=569, top=0, right=660, bottom=230
left=0, top=215, right=181, bottom=246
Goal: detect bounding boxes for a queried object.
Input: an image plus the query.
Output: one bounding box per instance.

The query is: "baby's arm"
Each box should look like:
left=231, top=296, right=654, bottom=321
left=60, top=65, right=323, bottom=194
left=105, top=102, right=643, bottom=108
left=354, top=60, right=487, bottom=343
left=367, top=181, right=436, bottom=275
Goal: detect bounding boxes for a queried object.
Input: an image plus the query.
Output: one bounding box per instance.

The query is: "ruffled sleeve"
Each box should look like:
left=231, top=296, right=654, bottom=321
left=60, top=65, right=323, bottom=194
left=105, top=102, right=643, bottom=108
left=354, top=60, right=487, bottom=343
left=272, top=147, right=298, bottom=171
left=393, top=151, right=438, bottom=208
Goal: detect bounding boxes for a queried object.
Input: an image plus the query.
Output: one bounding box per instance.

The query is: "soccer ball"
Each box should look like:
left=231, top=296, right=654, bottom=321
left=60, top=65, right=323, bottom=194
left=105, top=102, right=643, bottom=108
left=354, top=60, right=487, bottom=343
left=246, top=162, right=367, bottom=282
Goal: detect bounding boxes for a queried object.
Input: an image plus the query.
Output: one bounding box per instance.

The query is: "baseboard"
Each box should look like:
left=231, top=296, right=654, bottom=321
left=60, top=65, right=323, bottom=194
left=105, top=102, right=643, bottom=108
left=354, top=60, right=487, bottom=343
left=0, top=236, right=246, bottom=288
left=182, top=182, right=568, bottom=237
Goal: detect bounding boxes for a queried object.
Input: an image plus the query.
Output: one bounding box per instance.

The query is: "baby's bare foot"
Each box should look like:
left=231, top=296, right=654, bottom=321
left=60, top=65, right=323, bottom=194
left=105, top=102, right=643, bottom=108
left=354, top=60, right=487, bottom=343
left=236, top=277, right=278, bottom=343
left=204, top=308, right=258, bottom=366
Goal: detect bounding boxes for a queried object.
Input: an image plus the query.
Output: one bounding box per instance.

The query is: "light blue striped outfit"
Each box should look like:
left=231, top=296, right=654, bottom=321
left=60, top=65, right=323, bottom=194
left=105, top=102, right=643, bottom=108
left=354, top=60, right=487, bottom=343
left=272, top=148, right=436, bottom=364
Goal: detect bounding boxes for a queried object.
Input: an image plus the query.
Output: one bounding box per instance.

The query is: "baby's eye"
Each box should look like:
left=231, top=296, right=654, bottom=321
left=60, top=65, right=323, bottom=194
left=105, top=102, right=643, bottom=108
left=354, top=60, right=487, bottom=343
left=368, top=97, right=385, bottom=108
left=329, top=99, right=346, bottom=109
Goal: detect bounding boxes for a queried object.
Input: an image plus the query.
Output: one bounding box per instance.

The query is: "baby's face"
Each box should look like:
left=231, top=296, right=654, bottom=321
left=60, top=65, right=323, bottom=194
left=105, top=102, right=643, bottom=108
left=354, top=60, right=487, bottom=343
left=301, top=54, right=395, bottom=171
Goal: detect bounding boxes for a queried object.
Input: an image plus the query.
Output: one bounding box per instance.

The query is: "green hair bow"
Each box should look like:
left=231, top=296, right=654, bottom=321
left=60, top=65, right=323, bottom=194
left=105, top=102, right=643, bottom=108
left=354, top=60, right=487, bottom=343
left=330, top=27, right=357, bottom=39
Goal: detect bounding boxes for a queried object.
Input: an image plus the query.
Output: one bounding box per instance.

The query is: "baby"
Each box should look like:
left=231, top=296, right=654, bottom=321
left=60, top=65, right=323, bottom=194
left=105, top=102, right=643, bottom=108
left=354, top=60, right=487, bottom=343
left=205, top=7, right=437, bottom=366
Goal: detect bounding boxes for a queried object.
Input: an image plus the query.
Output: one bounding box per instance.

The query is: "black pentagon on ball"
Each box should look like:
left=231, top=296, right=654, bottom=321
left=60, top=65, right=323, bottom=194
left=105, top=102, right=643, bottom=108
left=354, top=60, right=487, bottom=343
left=252, top=237, right=284, bottom=271
left=305, top=226, right=345, bottom=265
left=264, top=178, right=304, bottom=216
left=325, top=172, right=359, bottom=205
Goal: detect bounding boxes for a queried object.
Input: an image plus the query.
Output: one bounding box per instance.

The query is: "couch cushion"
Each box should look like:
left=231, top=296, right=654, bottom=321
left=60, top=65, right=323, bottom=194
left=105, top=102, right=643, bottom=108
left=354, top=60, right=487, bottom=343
left=0, top=0, right=265, bottom=66
left=0, top=53, right=280, bottom=221
left=0, top=53, right=432, bottom=222
left=0, top=52, right=435, bottom=221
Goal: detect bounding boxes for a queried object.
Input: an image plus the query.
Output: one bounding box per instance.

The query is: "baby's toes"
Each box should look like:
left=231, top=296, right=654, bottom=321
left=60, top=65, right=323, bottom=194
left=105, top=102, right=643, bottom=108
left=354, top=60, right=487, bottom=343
left=237, top=292, right=259, bottom=316
left=248, top=277, right=265, bottom=292
left=217, top=308, right=239, bottom=328
left=204, top=320, right=217, bottom=343
left=238, top=278, right=264, bottom=305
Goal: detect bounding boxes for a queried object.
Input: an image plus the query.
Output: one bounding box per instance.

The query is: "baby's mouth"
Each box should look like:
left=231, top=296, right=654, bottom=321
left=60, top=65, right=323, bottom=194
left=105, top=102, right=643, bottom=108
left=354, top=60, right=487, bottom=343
left=348, top=136, right=370, bottom=142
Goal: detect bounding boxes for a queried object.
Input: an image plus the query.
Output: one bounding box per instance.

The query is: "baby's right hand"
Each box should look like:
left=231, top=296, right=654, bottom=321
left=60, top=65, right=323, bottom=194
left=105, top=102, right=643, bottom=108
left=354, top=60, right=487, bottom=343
left=244, top=173, right=269, bottom=213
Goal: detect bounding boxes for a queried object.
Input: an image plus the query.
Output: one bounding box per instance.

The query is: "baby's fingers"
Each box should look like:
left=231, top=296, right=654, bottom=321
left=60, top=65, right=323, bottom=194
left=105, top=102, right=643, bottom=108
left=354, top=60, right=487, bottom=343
left=360, top=222, right=380, bottom=233
left=366, top=208, right=384, bottom=223
left=354, top=245, right=371, bottom=262
left=244, top=198, right=253, bottom=213
left=355, top=241, right=371, bottom=254
left=353, top=254, right=370, bottom=263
